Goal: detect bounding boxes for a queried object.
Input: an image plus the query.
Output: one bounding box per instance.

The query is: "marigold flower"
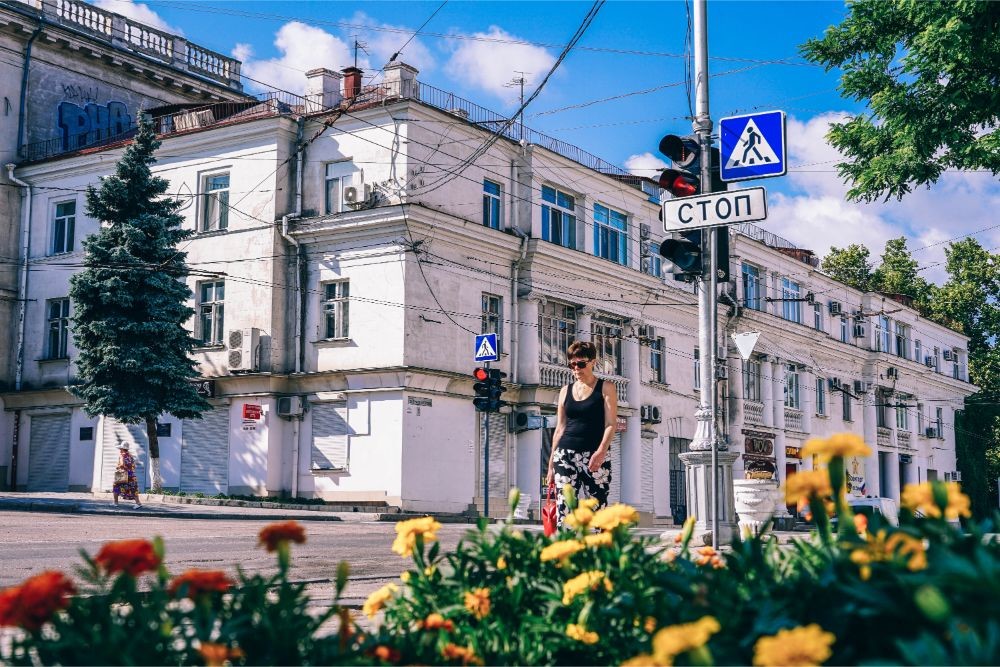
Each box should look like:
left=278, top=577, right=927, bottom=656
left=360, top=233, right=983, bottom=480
left=564, top=506, right=595, bottom=528
left=580, top=497, right=600, bottom=510
left=901, top=481, right=971, bottom=521
left=391, top=516, right=442, bottom=558
left=652, top=616, right=720, bottom=663
left=753, top=624, right=835, bottom=666
left=372, top=645, right=402, bottom=663
left=695, top=546, right=725, bottom=569
left=621, top=654, right=662, bottom=666
left=420, top=612, right=455, bottom=631
left=94, top=539, right=160, bottom=576
left=590, top=503, right=640, bottom=531
left=801, top=433, right=871, bottom=461
left=566, top=623, right=600, bottom=644
left=562, top=570, right=611, bottom=604
left=784, top=470, right=833, bottom=506
left=363, top=583, right=398, bottom=619
left=540, top=539, right=585, bottom=563
left=464, top=587, right=491, bottom=619
left=198, top=642, right=245, bottom=667
left=0, top=571, right=76, bottom=632
left=584, top=531, right=614, bottom=548
left=441, top=642, right=483, bottom=665
left=850, top=529, right=927, bottom=581
left=400, top=571, right=411, bottom=583
left=496, top=556, right=507, bottom=570
left=644, top=616, right=657, bottom=633
left=168, top=569, right=232, bottom=599
left=258, top=520, right=306, bottom=552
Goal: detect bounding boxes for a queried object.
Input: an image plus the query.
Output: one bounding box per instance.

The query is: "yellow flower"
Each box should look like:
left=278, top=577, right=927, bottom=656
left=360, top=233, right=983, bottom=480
left=566, top=623, right=599, bottom=644
left=463, top=587, right=491, bottom=619
left=801, top=433, right=871, bottom=461
left=580, top=497, right=600, bottom=510
left=901, top=481, right=971, bottom=521
left=496, top=556, right=507, bottom=570
left=584, top=531, right=614, bottom=548
left=590, top=503, right=640, bottom=531
left=362, top=583, right=397, bottom=619
left=621, top=654, right=662, bottom=666
left=652, top=616, right=720, bottom=663
left=564, top=506, right=595, bottom=528
left=400, top=571, right=411, bottom=583
left=753, top=624, right=835, bottom=666
left=540, top=539, right=585, bottom=563
left=849, top=529, right=928, bottom=580
left=391, top=516, right=442, bottom=558
left=562, top=570, right=612, bottom=604
left=784, top=469, right=833, bottom=506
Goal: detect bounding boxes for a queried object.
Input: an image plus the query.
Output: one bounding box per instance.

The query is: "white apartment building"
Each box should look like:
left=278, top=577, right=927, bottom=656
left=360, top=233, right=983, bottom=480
left=1, top=60, right=977, bottom=522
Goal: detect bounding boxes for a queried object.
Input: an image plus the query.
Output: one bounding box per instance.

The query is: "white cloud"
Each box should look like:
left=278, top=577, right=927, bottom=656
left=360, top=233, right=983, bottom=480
left=234, top=22, right=356, bottom=94
left=445, top=26, right=556, bottom=103
left=349, top=11, right=435, bottom=73
left=92, top=0, right=183, bottom=36
left=624, top=152, right=668, bottom=178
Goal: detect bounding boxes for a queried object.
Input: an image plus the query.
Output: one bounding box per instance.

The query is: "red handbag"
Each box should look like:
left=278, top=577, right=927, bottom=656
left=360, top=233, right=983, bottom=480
left=541, top=482, right=558, bottom=537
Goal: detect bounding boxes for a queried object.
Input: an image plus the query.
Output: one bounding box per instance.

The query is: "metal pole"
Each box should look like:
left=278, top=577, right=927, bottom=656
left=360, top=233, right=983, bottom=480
left=484, top=361, right=490, bottom=520
left=692, top=0, right=719, bottom=549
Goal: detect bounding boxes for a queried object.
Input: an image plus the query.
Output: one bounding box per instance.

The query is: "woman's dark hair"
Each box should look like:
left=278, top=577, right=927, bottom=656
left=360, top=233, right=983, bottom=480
left=567, top=341, right=597, bottom=361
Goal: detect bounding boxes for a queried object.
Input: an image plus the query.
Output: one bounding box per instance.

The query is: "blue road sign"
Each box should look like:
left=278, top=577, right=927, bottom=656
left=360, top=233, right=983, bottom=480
left=719, top=110, right=786, bottom=182
left=474, top=333, right=499, bottom=362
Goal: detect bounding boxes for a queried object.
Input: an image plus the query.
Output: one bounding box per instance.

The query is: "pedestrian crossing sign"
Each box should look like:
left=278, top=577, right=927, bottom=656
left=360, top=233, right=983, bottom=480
left=719, top=110, right=786, bottom=182
left=474, top=333, right=499, bottom=362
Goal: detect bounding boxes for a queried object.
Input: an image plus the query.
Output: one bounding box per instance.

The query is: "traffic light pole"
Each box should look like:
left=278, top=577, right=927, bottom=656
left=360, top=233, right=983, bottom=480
left=484, top=362, right=490, bottom=521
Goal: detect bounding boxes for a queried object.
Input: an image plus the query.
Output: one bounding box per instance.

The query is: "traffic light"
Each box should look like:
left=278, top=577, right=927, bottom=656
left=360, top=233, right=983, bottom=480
left=659, top=228, right=731, bottom=282
left=657, top=134, right=727, bottom=197
left=472, top=367, right=507, bottom=412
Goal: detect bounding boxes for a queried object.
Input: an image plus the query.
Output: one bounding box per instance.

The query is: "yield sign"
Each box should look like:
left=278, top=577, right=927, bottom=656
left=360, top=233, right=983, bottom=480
left=731, top=332, right=760, bottom=361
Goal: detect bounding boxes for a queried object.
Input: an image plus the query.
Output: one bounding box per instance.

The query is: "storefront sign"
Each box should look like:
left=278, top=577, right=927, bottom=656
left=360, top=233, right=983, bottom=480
left=408, top=396, right=432, bottom=407
left=242, top=404, right=262, bottom=420
left=743, top=455, right=776, bottom=480
left=900, top=454, right=913, bottom=464
left=191, top=379, right=215, bottom=398
left=741, top=428, right=776, bottom=480
left=786, top=446, right=802, bottom=459
left=846, top=456, right=867, bottom=496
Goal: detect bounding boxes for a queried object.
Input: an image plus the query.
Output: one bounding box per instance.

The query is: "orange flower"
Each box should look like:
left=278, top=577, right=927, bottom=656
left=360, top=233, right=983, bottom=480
left=695, top=546, right=725, bottom=569
left=168, top=569, right=233, bottom=598
left=198, top=642, right=244, bottom=667
left=372, top=645, right=402, bottom=663
left=0, top=571, right=76, bottom=631
left=420, top=612, right=455, bottom=631
left=258, top=521, right=306, bottom=552
left=854, top=513, right=869, bottom=536
left=464, top=587, right=491, bottom=619
left=441, top=643, right=483, bottom=665
left=94, top=539, right=160, bottom=576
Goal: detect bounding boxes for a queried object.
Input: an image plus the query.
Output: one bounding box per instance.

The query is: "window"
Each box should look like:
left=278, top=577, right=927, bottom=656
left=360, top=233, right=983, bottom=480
left=842, top=387, right=853, bottom=422
left=482, top=180, right=502, bottom=230
left=816, top=377, right=826, bottom=416
left=917, top=403, right=925, bottom=433
left=952, top=351, right=961, bottom=380
left=742, top=263, right=764, bottom=311
left=894, top=322, right=910, bottom=359
left=813, top=303, right=823, bottom=331
left=840, top=316, right=849, bottom=343
left=198, top=280, right=225, bottom=344
left=481, top=293, right=502, bottom=351
left=896, top=402, right=909, bottom=431
left=784, top=365, right=800, bottom=409
left=592, top=314, right=623, bottom=376
left=538, top=300, right=576, bottom=365
left=46, top=298, right=70, bottom=359
left=915, top=339, right=922, bottom=364
left=51, top=201, right=76, bottom=255
left=79, top=426, right=94, bottom=441
left=876, top=315, right=891, bottom=353
left=593, top=203, right=628, bottom=265
left=644, top=241, right=662, bottom=278
left=541, top=185, right=576, bottom=249
left=743, top=358, right=761, bottom=401
left=933, top=346, right=940, bottom=372
left=935, top=407, right=944, bottom=438
left=650, top=336, right=665, bottom=384
left=201, top=173, right=230, bottom=231
left=693, top=347, right=701, bottom=390
left=781, top=278, right=802, bottom=323
left=876, top=392, right=889, bottom=429
left=322, top=281, right=350, bottom=339
left=325, top=164, right=343, bottom=215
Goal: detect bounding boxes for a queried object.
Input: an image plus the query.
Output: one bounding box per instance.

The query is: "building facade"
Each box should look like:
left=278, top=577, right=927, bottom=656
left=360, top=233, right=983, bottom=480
left=2, top=55, right=977, bottom=521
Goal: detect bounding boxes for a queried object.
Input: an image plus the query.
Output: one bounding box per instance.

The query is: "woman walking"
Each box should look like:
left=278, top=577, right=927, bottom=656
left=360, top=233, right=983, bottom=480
left=113, top=442, right=142, bottom=509
left=545, top=341, right=617, bottom=526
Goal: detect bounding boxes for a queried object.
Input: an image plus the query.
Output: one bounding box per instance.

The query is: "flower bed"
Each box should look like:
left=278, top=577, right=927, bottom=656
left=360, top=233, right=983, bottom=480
left=2, top=434, right=999, bottom=665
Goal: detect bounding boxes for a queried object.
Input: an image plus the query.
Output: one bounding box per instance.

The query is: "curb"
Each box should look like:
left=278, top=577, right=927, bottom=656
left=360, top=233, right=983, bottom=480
left=0, top=498, right=346, bottom=522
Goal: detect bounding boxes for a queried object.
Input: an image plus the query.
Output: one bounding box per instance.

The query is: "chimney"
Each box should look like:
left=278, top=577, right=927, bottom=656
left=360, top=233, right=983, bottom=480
left=383, top=61, right=419, bottom=98
left=342, top=66, right=363, bottom=98
left=304, top=68, right=343, bottom=112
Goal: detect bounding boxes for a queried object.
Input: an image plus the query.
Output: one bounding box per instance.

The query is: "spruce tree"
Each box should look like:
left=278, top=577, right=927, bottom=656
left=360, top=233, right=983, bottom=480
left=70, top=115, right=209, bottom=492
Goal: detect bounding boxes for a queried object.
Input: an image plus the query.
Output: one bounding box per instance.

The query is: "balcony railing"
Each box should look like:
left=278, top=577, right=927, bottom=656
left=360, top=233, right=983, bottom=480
left=744, top=400, right=765, bottom=426
left=539, top=363, right=629, bottom=405
left=784, top=407, right=804, bottom=432
left=877, top=426, right=891, bottom=449
left=897, top=429, right=913, bottom=450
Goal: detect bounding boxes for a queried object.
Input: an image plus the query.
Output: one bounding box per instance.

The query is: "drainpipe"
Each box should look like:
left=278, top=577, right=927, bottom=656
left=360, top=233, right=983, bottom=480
left=7, top=163, right=32, bottom=491
left=17, top=20, right=43, bottom=157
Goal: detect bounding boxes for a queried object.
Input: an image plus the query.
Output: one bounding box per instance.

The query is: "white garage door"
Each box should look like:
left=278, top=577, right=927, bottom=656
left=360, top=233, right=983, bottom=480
left=101, top=419, right=147, bottom=492
left=607, top=433, right=623, bottom=504
left=180, top=408, right=230, bottom=494
left=479, top=413, right=508, bottom=499
left=27, top=414, right=71, bottom=491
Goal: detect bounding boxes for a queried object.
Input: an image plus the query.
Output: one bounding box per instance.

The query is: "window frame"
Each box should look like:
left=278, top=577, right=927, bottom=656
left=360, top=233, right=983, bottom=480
left=816, top=377, right=826, bottom=416
left=935, top=407, right=944, bottom=439
left=813, top=302, right=823, bottom=331
left=780, top=278, right=802, bottom=323
left=541, top=185, right=577, bottom=250
left=591, top=314, right=624, bottom=376
left=842, top=387, right=853, bottom=422
left=650, top=336, right=665, bottom=384
left=743, top=358, right=762, bottom=402
left=784, top=364, right=800, bottom=409
left=200, top=172, right=230, bottom=232
left=482, top=179, right=502, bottom=230
left=915, top=339, right=923, bottom=364
left=644, top=240, right=662, bottom=278
left=876, top=315, right=891, bottom=353
left=840, top=316, right=849, bottom=343
left=481, top=292, right=503, bottom=352
left=46, top=297, right=70, bottom=359
left=593, top=202, right=629, bottom=266
left=693, top=347, right=701, bottom=390
left=894, top=321, right=910, bottom=359
left=742, top=262, right=764, bottom=311
left=321, top=280, right=350, bottom=340
left=197, top=280, right=226, bottom=345
left=896, top=402, right=909, bottom=431
left=538, top=300, right=577, bottom=365
left=51, top=200, right=76, bottom=255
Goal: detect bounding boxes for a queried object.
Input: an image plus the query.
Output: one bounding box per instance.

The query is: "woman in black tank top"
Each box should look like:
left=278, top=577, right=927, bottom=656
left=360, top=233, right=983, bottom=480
left=545, top=341, right=617, bottom=527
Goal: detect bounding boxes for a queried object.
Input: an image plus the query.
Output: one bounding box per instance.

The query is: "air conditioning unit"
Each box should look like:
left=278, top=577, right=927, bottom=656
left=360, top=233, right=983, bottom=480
left=853, top=380, right=865, bottom=395
left=716, top=365, right=729, bottom=381
left=277, top=396, right=304, bottom=417
left=511, top=410, right=554, bottom=432
left=943, top=349, right=954, bottom=361
left=852, top=323, right=867, bottom=338
left=924, top=356, right=935, bottom=367
left=805, top=292, right=816, bottom=304
left=343, top=183, right=372, bottom=208
left=925, top=427, right=938, bottom=438
left=640, top=405, right=662, bottom=424
left=227, top=327, right=260, bottom=372
left=886, top=367, right=898, bottom=379
left=639, top=223, right=651, bottom=240
left=828, top=301, right=842, bottom=315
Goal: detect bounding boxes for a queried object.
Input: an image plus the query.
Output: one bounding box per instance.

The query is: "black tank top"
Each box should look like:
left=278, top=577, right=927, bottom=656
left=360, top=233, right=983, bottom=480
left=558, top=379, right=605, bottom=453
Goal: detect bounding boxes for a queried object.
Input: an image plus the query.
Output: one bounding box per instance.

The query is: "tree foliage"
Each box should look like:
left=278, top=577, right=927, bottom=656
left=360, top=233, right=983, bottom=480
left=801, top=0, right=1000, bottom=202
left=822, top=237, right=932, bottom=307
left=69, top=115, right=209, bottom=484
left=820, top=243, right=873, bottom=292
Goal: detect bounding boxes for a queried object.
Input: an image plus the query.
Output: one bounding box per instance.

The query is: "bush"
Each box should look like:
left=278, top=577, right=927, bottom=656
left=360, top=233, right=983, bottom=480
left=2, top=434, right=999, bottom=665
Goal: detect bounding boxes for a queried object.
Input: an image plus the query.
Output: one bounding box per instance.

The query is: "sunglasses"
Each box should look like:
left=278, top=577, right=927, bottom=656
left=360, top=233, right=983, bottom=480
left=567, top=360, right=590, bottom=369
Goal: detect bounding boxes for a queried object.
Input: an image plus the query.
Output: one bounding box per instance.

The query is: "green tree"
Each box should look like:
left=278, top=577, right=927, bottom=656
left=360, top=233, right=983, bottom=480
left=821, top=243, right=873, bottom=292
left=70, top=116, right=209, bottom=491
left=801, top=1, right=1000, bottom=202
left=872, top=237, right=933, bottom=306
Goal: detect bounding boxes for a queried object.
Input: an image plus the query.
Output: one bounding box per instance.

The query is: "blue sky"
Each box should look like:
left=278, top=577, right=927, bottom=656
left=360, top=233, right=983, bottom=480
left=98, top=0, right=1000, bottom=283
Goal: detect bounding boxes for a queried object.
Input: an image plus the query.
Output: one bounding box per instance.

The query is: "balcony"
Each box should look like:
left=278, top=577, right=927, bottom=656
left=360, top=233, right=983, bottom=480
left=877, top=427, right=891, bottom=450
left=539, top=363, right=629, bottom=405
left=784, top=407, right=804, bottom=432
left=744, top=400, right=765, bottom=426
left=897, top=429, right=913, bottom=451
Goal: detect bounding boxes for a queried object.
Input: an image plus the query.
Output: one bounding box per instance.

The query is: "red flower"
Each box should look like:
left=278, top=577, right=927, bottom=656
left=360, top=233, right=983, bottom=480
left=258, top=521, right=306, bottom=552
left=0, top=571, right=76, bottom=631
left=168, top=569, right=233, bottom=598
left=198, top=642, right=244, bottom=666
left=94, top=539, right=161, bottom=576
left=372, top=645, right=402, bottom=663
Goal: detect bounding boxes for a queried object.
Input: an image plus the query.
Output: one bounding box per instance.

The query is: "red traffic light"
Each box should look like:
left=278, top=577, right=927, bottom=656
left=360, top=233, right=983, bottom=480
left=658, top=169, right=699, bottom=198
left=473, top=367, right=489, bottom=381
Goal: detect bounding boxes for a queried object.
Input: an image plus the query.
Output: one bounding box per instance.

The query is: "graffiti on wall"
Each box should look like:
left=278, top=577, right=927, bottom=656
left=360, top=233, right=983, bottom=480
left=57, top=100, right=133, bottom=150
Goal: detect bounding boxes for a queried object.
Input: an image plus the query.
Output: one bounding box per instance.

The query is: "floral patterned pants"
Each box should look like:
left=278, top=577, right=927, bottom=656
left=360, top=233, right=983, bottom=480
left=552, top=447, right=612, bottom=528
